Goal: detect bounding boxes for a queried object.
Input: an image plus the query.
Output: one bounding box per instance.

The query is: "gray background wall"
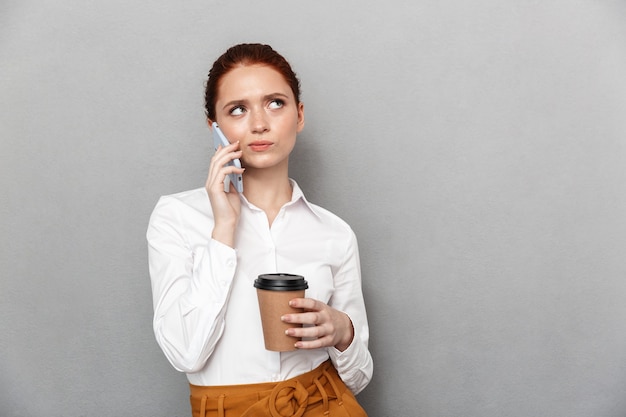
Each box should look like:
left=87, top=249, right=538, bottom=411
left=1, top=1, right=625, bottom=416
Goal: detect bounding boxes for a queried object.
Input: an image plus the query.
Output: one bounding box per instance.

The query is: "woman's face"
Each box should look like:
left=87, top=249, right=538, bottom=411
left=212, top=64, right=304, bottom=171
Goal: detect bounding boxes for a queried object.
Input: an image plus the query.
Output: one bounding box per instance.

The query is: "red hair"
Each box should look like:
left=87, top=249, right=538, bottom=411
left=204, top=43, right=301, bottom=121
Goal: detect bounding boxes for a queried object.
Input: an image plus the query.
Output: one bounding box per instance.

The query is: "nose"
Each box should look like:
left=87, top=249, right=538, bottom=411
left=249, top=108, right=270, bottom=134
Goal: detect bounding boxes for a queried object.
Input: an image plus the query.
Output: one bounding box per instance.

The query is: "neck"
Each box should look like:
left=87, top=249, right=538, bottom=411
left=243, top=167, right=292, bottom=226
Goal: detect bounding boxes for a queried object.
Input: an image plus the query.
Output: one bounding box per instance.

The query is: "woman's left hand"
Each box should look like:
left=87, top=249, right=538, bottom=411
left=281, top=298, right=354, bottom=352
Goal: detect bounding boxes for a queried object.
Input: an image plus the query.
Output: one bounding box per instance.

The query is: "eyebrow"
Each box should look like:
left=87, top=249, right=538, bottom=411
left=221, top=93, right=290, bottom=110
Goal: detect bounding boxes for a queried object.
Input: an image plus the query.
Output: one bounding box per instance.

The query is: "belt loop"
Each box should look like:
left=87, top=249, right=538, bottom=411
left=218, top=394, right=226, bottom=417
left=200, top=396, right=207, bottom=417
left=313, top=377, right=330, bottom=415
left=323, top=370, right=344, bottom=406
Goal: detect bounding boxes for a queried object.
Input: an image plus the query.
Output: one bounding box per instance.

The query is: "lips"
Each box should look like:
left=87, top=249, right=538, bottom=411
left=249, top=141, right=273, bottom=152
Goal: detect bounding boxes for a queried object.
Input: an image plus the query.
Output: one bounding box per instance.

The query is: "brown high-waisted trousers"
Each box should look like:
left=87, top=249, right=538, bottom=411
left=189, top=360, right=368, bottom=417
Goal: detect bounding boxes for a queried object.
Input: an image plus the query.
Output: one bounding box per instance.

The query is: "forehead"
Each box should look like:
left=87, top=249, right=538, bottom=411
left=216, top=64, right=293, bottom=102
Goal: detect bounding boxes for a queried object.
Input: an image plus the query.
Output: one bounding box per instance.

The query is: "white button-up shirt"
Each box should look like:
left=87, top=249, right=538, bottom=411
left=147, top=180, right=373, bottom=394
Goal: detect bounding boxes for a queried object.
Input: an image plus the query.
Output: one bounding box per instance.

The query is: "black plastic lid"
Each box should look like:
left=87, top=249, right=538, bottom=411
left=254, top=273, right=308, bottom=291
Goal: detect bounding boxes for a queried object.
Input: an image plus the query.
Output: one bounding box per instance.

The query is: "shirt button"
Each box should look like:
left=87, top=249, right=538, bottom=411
left=271, top=374, right=279, bottom=382
left=226, top=259, right=235, bottom=267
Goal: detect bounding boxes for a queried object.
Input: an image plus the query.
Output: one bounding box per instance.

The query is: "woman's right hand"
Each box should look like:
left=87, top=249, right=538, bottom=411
left=205, top=141, right=244, bottom=247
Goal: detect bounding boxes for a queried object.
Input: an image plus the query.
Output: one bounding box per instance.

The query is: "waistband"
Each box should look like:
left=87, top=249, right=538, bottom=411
left=189, top=360, right=347, bottom=417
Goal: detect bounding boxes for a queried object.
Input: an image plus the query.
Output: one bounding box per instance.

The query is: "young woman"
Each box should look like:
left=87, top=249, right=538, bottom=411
left=147, top=43, right=373, bottom=416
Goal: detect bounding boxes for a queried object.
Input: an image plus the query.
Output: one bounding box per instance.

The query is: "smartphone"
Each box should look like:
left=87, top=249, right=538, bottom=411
left=212, top=122, right=243, bottom=193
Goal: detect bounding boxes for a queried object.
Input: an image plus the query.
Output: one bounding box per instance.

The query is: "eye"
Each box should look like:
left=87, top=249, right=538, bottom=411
left=229, top=106, right=245, bottom=116
left=268, top=99, right=284, bottom=109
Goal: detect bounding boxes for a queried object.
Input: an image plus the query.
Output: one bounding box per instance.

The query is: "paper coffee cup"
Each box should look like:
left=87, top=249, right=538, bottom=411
left=254, top=273, right=308, bottom=352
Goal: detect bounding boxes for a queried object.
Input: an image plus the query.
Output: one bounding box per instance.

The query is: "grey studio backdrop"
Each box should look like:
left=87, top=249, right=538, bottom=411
left=1, top=1, right=626, bottom=416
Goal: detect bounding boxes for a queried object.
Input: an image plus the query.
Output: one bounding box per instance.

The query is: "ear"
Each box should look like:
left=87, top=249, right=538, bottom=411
left=296, top=102, right=305, bottom=133
left=207, top=118, right=214, bottom=130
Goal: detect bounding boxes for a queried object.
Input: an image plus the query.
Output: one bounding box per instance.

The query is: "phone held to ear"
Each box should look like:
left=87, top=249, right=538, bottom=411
left=212, top=122, right=243, bottom=193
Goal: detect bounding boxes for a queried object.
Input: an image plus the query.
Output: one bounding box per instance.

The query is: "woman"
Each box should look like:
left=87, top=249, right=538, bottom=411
left=147, top=43, right=373, bottom=416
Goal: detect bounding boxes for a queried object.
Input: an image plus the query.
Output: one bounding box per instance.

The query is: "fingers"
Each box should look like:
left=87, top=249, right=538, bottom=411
left=294, top=335, right=334, bottom=350
left=206, top=142, right=243, bottom=247
left=282, top=298, right=353, bottom=350
left=207, top=142, right=244, bottom=193
left=211, top=142, right=242, bottom=169
left=288, top=297, right=322, bottom=312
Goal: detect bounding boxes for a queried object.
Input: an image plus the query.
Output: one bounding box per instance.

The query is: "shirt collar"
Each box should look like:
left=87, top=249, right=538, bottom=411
left=288, top=179, right=321, bottom=220
left=239, top=179, right=321, bottom=220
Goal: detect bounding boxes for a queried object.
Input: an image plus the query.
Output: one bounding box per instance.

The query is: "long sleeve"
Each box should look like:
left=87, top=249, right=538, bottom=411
left=146, top=183, right=373, bottom=389
left=147, top=194, right=237, bottom=373
left=326, top=230, right=373, bottom=395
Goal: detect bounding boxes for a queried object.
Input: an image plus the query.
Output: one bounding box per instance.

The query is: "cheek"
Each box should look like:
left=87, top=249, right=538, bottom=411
left=220, top=123, right=247, bottom=143
left=277, top=113, right=301, bottom=133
